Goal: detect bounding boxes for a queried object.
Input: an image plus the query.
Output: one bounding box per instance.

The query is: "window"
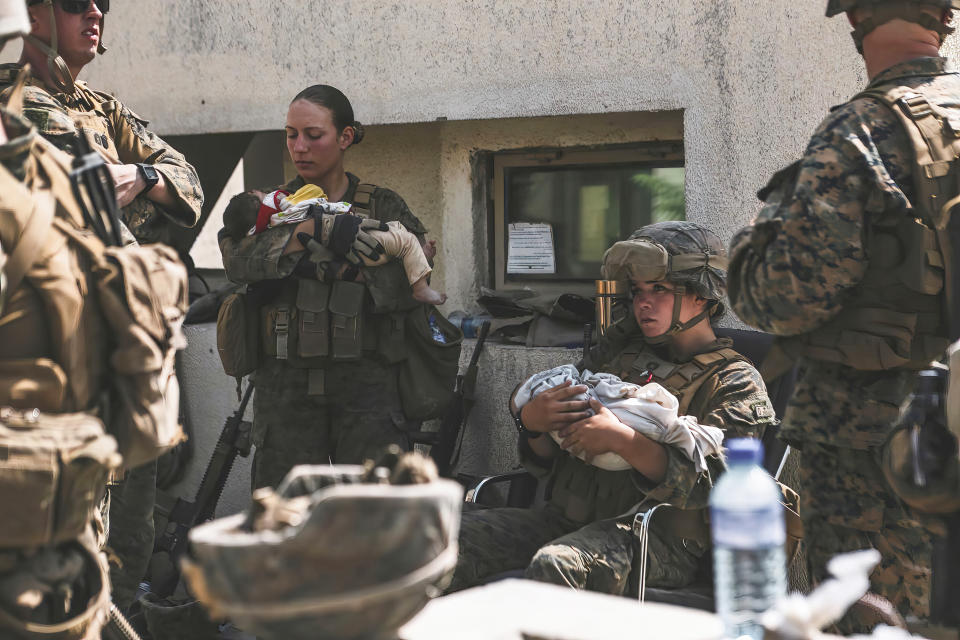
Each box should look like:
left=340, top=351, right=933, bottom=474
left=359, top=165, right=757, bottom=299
left=492, top=143, right=685, bottom=293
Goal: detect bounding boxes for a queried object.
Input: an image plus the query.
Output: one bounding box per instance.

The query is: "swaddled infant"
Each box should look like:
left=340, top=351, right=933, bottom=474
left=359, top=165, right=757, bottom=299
left=513, top=364, right=725, bottom=471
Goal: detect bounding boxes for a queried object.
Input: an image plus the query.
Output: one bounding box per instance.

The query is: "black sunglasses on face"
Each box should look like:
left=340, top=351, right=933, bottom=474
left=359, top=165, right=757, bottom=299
left=56, top=0, right=109, bottom=14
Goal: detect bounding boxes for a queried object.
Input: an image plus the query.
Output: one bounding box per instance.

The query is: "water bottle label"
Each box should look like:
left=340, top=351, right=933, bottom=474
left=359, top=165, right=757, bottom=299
left=711, top=503, right=785, bottom=549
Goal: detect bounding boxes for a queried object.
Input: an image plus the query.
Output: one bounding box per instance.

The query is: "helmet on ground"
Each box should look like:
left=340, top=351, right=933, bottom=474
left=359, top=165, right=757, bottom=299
left=24, top=0, right=109, bottom=93
left=882, top=425, right=960, bottom=514
left=182, top=459, right=463, bottom=640
left=0, top=528, right=110, bottom=640
left=826, top=0, right=958, bottom=53
left=0, top=0, right=28, bottom=52
left=601, top=221, right=728, bottom=344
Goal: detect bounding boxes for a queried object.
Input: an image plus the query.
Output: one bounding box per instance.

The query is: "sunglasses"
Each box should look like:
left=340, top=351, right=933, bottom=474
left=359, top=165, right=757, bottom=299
left=54, top=0, right=110, bottom=15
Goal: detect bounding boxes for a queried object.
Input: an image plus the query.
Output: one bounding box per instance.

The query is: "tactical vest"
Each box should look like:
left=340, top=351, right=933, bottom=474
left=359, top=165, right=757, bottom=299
left=257, top=184, right=420, bottom=394
left=763, top=80, right=960, bottom=379
left=547, top=340, right=748, bottom=525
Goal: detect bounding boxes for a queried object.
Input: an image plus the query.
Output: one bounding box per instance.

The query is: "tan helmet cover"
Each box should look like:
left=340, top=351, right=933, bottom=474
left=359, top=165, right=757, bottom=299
left=882, top=426, right=960, bottom=514
left=0, top=0, right=28, bottom=48
left=184, top=465, right=464, bottom=640
left=601, top=238, right=728, bottom=293
left=827, top=0, right=960, bottom=16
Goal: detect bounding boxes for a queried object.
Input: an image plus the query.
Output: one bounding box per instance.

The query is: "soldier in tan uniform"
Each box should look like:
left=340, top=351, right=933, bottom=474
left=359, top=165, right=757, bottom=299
left=448, top=222, right=775, bottom=595
left=728, top=0, right=960, bottom=630
left=0, top=0, right=187, bottom=636
left=0, top=0, right=204, bottom=611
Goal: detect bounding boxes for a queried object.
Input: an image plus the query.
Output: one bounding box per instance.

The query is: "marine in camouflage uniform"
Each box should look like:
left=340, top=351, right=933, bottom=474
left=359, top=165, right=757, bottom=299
left=727, top=2, right=960, bottom=629
left=0, top=5, right=119, bottom=634
left=219, top=171, right=431, bottom=491
left=0, top=0, right=203, bottom=610
left=449, top=222, right=775, bottom=595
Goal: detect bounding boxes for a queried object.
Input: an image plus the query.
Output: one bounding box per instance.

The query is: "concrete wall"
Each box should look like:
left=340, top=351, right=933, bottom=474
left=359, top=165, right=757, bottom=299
left=80, top=0, right=882, bottom=310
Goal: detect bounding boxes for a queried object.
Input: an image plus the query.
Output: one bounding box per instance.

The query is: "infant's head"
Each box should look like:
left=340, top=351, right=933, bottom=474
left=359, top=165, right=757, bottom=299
left=223, top=190, right=266, bottom=240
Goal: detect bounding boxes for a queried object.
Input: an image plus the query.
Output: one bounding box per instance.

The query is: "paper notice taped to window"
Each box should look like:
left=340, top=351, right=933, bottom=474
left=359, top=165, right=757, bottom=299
left=507, top=223, right=556, bottom=275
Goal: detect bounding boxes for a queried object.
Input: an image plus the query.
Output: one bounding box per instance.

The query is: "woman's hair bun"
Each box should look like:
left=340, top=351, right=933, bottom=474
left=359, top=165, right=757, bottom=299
left=351, top=121, right=365, bottom=145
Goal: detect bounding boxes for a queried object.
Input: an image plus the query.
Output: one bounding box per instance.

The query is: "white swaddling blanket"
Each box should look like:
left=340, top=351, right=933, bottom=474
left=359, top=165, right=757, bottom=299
left=513, top=364, right=725, bottom=472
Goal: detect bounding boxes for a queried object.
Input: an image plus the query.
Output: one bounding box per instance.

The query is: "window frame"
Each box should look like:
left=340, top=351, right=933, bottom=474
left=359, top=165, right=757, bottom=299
left=491, top=142, right=685, bottom=296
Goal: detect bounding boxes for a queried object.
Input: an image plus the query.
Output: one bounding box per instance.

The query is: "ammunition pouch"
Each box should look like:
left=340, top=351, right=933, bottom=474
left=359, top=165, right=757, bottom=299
left=0, top=408, right=119, bottom=547
left=263, top=279, right=368, bottom=367
left=397, top=306, right=463, bottom=421
left=216, top=288, right=261, bottom=379
left=329, top=280, right=364, bottom=360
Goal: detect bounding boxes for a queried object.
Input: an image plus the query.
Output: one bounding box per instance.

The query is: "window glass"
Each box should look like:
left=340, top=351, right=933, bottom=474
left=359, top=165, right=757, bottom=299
left=503, top=164, right=685, bottom=282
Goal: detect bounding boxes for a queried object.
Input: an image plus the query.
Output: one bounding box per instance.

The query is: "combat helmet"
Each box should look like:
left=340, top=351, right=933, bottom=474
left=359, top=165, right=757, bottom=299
left=826, top=0, right=959, bottom=52
left=182, top=456, right=463, bottom=640
left=601, top=221, right=728, bottom=345
left=25, top=0, right=109, bottom=94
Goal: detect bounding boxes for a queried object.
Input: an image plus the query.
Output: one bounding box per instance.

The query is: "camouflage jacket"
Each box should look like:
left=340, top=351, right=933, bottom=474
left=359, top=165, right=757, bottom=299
left=0, top=64, right=202, bottom=245
left=521, top=338, right=774, bottom=523
left=728, top=57, right=960, bottom=448
left=218, top=172, right=427, bottom=285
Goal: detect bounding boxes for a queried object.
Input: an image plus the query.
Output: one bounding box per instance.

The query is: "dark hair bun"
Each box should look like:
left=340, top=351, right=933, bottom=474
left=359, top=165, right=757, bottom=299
left=351, top=121, right=365, bottom=146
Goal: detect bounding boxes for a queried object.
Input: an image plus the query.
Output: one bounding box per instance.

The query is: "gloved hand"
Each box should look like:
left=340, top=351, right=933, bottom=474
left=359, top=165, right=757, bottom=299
left=329, top=214, right=388, bottom=266
left=296, top=232, right=339, bottom=281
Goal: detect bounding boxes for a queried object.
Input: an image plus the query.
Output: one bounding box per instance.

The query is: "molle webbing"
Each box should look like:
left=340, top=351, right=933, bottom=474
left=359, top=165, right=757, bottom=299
left=351, top=183, right=377, bottom=219
left=857, top=84, right=960, bottom=341
left=619, top=342, right=746, bottom=415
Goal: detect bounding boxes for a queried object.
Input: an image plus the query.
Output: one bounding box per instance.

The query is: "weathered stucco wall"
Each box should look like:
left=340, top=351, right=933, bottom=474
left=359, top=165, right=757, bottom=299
left=85, top=0, right=872, bottom=309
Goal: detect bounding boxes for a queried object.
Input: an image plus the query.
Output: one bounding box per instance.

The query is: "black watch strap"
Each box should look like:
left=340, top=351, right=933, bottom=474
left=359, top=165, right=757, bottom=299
left=136, top=163, right=160, bottom=191
left=513, top=406, right=542, bottom=439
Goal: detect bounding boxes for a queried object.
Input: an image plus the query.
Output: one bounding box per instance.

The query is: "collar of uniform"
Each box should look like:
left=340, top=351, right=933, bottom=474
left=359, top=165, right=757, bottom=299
left=0, top=107, right=38, bottom=182
left=56, top=80, right=96, bottom=111
left=867, top=56, right=952, bottom=88
left=343, top=172, right=361, bottom=203
left=284, top=172, right=362, bottom=203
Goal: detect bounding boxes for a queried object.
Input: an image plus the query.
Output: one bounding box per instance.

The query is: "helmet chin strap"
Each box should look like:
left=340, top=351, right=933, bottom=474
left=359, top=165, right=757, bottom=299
left=26, top=0, right=75, bottom=93
left=644, top=285, right=715, bottom=346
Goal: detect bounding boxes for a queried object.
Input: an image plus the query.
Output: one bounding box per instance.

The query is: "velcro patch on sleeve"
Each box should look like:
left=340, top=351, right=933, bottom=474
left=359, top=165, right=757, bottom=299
left=751, top=401, right=774, bottom=423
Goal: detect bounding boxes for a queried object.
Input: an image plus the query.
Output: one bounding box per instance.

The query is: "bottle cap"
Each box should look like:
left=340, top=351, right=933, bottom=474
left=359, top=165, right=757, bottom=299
left=725, top=438, right=763, bottom=465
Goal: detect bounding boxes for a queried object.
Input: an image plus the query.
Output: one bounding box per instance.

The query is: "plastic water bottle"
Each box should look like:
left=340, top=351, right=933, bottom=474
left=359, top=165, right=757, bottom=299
left=446, top=311, right=492, bottom=339
left=710, top=438, right=786, bottom=640
left=428, top=313, right=447, bottom=344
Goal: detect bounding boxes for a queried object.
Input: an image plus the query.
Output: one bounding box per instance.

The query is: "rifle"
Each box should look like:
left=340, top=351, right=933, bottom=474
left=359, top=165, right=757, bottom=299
left=432, top=320, right=491, bottom=477
left=151, top=381, right=254, bottom=596
left=70, top=130, right=123, bottom=247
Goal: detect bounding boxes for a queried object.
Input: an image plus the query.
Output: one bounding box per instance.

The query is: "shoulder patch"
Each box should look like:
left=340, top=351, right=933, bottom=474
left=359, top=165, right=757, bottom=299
left=22, top=106, right=76, bottom=138
left=751, top=401, right=775, bottom=423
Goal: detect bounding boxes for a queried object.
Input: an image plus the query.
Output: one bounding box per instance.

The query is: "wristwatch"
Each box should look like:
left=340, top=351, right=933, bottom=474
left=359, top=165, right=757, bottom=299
left=512, top=405, right=542, bottom=439
left=136, top=163, right=160, bottom=191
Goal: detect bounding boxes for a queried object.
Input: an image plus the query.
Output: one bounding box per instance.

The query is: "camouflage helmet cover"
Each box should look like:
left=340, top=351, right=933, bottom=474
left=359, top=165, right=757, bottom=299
left=826, top=0, right=960, bottom=16
left=183, top=464, right=463, bottom=640
left=601, top=220, right=728, bottom=301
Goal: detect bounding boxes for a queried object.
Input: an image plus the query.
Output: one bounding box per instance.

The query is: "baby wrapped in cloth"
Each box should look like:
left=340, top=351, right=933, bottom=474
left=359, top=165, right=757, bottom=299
left=514, top=364, right=725, bottom=471
left=226, top=184, right=446, bottom=304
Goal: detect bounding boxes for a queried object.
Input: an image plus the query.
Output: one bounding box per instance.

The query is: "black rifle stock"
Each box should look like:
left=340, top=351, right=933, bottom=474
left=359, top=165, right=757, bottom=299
left=152, top=381, right=254, bottom=596
left=433, top=320, right=491, bottom=477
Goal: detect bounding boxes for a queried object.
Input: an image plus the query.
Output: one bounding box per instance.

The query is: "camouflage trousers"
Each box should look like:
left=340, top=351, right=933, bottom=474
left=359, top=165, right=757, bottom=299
left=799, top=441, right=944, bottom=633
left=106, top=459, right=157, bottom=610
left=447, top=504, right=702, bottom=595
left=251, top=357, right=411, bottom=491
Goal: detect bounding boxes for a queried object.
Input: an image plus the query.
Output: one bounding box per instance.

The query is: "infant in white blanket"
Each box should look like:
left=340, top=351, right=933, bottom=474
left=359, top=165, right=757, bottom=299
left=513, top=364, right=725, bottom=471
